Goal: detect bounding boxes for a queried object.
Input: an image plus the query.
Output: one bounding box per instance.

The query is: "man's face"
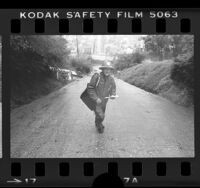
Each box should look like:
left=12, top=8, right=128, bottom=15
left=102, top=68, right=112, bottom=76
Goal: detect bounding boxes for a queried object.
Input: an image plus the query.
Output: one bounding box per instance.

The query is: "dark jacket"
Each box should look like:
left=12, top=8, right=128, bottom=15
left=87, top=72, right=116, bottom=104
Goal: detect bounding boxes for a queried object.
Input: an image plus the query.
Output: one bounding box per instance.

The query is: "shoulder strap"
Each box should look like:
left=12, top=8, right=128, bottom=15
left=96, top=73, right=101, bottom=87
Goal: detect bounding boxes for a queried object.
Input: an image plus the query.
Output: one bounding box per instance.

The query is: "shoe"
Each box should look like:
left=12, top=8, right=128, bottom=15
left=95, top=123, right=101, bottom=132
left=98, top=127, right=104, bottom=133
left=99, top=124, right=104, bottom=133
left=95, top=123, right=104, bottom=133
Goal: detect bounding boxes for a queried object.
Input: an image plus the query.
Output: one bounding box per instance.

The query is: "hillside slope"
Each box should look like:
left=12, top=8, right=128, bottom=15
left=119, top=60, right=193, bottom=106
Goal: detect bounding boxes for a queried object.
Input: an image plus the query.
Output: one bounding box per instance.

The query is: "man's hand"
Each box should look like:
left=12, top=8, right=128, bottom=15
left=110, top=96, right=115, bottom=99
left=96, top=98, right=102, bottom=104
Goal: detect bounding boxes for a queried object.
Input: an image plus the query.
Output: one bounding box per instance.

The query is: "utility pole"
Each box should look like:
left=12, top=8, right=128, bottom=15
left=92, top=37, right=96, bottom=55
left=76, top=36, right=80, bottom=58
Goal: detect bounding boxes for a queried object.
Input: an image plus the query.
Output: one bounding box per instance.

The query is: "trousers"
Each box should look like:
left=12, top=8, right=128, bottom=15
left=94, top=103, right=107, bottom=125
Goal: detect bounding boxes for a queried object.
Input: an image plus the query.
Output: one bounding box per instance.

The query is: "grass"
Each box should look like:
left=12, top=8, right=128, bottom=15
left=119, top=59, right=193, bottom=106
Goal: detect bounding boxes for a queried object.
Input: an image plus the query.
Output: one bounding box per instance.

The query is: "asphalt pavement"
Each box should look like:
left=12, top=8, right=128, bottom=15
left=11, top=77, right=194, bottom=158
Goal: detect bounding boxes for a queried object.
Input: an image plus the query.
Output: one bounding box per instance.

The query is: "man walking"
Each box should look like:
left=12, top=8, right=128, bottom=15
left=87, top=62, right=117, bottom=133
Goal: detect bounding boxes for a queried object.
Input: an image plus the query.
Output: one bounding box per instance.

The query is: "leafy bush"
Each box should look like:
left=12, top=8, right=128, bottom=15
left=10, top=36, right=71, bottom=108
left=113, top=51, right=146, bottom=70
left=170, top=53, right=193, bottom=92
left=70, top=57, right=91, bottom=74
left=143, top=35, right=194, bottom=60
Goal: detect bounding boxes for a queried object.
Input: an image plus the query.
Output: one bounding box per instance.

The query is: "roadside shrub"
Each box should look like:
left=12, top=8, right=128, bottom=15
left=71, top=57, right=91, bottom=74
left=113, top=51, right=146, bottom=71
left=170, top=53, right=193, bottom=92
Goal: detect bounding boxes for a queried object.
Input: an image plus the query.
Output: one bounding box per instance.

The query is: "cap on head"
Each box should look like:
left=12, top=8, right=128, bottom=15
left=99, top=61, right=114, bottom=70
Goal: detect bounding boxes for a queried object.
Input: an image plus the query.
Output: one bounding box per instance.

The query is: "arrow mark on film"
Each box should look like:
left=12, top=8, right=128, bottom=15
left=7, top=178, right=22, bottom=183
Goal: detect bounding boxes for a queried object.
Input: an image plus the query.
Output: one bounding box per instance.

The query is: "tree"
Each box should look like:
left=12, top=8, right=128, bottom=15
left=27, top=35, right=70, bottom=67
left=143, top=35, right=172, bottom=60
left=10, top=35, right=71, bottom=81
left=171, top=35, right=193, bottom=57
left=143, top=35, right=194, bottom=60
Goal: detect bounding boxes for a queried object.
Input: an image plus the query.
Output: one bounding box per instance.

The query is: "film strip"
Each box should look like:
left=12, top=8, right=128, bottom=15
left=0, top=8, right=199, bottom=187
left=10, top=15, right=192, bottom=34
